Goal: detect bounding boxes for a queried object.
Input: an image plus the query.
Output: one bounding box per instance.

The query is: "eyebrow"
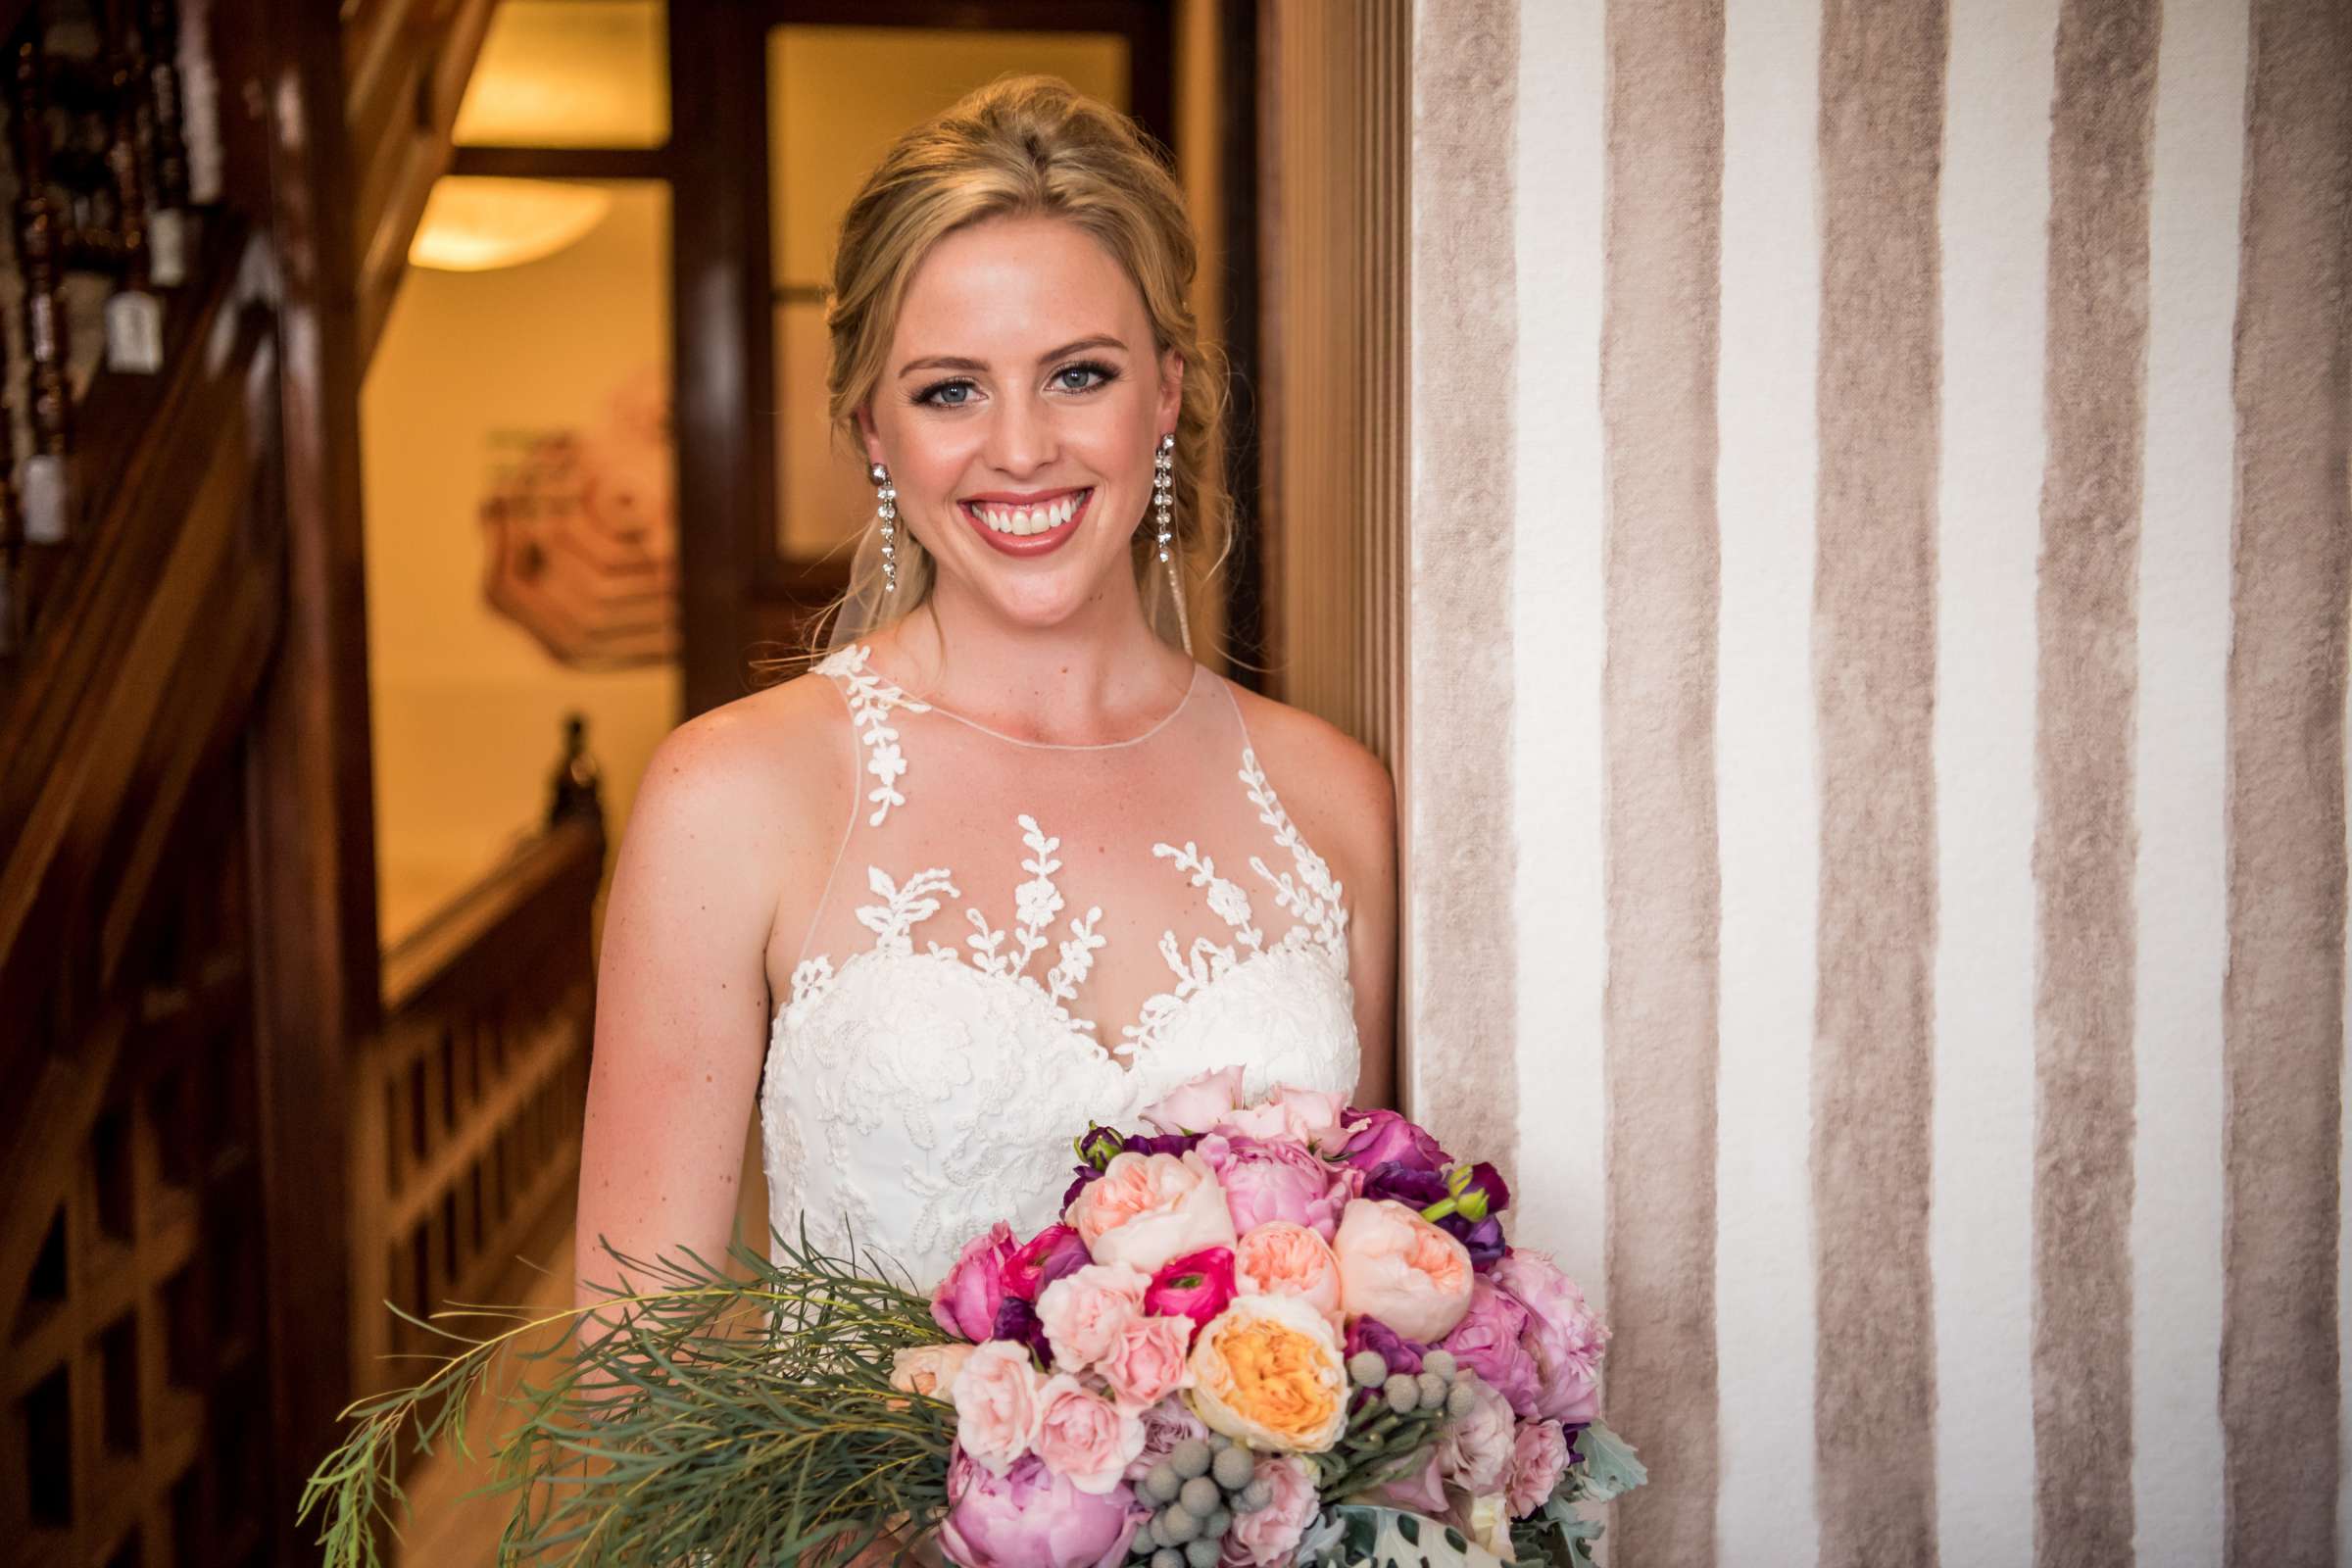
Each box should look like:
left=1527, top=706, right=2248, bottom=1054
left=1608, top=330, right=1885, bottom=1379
left=896, top=335, right=1129, bottom=377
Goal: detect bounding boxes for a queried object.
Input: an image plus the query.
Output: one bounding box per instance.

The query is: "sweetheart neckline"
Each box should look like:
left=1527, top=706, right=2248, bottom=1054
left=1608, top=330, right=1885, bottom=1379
left=770, top=935, right=1351, bottom=1079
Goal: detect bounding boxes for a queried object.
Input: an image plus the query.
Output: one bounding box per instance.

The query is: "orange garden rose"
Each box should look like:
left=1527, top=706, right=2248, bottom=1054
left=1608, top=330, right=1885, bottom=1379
left=1184, top=1293, right=1349, bottom=1453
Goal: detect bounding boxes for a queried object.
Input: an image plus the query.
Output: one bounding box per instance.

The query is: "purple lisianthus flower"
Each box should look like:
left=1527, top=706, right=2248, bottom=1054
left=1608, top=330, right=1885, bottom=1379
left=1439, top=1277, right=1543, bottom=1417
left=1460, top=1160, right=1512, bottom=1218
left=990, top=1295, right=1053, bottom=1367
left=1123, top=1130, right=1205, bottom=1158
left=1345, top=1313, right=1428, bottom=1378
left=1361, top=1160, right=1451, bottom=1208
left=937, top=1447, right=1146, bottom=1568
left=1335, top=1107, right=1451, bottom=1174
left=1439, top=1212, right=1508, bottom=1272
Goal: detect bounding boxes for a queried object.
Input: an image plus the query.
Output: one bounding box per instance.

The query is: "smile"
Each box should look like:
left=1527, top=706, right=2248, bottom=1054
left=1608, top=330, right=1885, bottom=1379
left=958, top=487, right=1093, bottom=556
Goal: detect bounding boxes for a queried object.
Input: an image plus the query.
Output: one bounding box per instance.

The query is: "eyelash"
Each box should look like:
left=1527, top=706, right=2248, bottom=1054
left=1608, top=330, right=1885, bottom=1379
left=910, top=360, right=1122, bottom=408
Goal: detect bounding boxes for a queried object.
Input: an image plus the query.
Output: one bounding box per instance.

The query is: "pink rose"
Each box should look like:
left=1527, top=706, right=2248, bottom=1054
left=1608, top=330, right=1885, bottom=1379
left=1005, top=1223, right=1093, bottom=1300
left=1032, top=1374, right=1147, bottom=1494
left=1036, top=1262, right=1150, bottom=1372
left=1506, top=1418, right=1572, bottom=1518
left=1199, top=1134, right=1353, bottom=1241
left=1491, top=1250, right=1608, bottom=1424
left=1101, top=1315, right=1194, bottom=1408
left=1215, top=1084, right=1351, bottom=1152
left=1437, top=1378, right=1516, bottom=1494
left=937, top=1448, right=1145, bottom=1568
left=1439, top=1277, right=1542, bottom=1417
left=1138, top=1065, right=1247, bottom=1135
left=1222, top=1452, right=1317, bottom=1566
left=1065, top=1151, right=1239, bottom=1275
left=1144, top=1247, right=1237, bottom=1340
left=1124, top=1398, right=1210, bottom=1481
left=1234, top=1221, right=1345, bottom=1328
left=932, top=1222, right=1019, bottom=1342
left=1331, top=1199, right=1475, bottom=1341
left=953, top=1341, right=1045, bottom=1475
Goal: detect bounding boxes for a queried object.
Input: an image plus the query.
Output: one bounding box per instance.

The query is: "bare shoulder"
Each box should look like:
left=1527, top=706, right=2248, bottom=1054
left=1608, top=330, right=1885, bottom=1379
left=615, top=667, right=856, bottom=970
left=1221, top=679, right=1396, bottom=887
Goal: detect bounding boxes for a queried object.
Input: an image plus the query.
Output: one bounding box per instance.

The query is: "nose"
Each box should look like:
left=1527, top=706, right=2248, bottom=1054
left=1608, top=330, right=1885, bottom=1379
left=982, top=385, right=1055, bottom=477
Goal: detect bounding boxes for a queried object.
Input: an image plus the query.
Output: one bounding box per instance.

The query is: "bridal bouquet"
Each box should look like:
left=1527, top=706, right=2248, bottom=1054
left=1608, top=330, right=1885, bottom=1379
left=300, top=1071, right=1641, bottom=1567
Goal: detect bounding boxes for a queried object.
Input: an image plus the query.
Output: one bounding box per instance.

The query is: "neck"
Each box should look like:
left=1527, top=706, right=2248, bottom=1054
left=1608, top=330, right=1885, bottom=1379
left=873, top=566, right=1195, bottom=743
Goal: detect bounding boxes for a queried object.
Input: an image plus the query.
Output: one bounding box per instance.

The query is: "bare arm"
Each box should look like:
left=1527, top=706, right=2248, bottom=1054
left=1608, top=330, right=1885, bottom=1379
left=1338, top=751, right=1398, bottom=1113
left=573, top=702, right=830, bottom=1313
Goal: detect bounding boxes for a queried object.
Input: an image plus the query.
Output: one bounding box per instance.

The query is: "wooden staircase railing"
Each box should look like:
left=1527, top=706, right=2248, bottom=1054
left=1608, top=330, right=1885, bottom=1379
left=354, top=766, right=606, bottom=1385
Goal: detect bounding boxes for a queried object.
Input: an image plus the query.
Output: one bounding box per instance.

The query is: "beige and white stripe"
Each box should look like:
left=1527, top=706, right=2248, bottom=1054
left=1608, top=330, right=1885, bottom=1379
left=1258, top=0, right=2352, bottom=1561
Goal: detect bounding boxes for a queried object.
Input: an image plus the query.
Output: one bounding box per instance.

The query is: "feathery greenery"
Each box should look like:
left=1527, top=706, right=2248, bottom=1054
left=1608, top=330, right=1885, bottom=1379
left=299, top=1221, right=956, bottom=1566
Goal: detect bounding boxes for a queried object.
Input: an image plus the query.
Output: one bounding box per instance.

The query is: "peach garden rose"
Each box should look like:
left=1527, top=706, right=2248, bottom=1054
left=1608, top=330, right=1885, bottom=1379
left=1184, top=1292, right=1349, bottom=1454
left=1331, top=1197, right=1475, bottom=1342
left=1233, top=1220, right=1345, bottom=1328
left=1063, top=1150, right=1237, bottom=1275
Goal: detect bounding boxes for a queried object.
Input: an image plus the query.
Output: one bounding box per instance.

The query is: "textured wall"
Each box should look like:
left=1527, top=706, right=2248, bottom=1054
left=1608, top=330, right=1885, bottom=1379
left=1391, top=0, right=2352, bottom=1564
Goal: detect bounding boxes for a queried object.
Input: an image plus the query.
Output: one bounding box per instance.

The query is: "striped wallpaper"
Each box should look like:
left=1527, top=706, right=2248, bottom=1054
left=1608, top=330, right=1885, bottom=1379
left=1379, top=1, right=2352, bottom=1564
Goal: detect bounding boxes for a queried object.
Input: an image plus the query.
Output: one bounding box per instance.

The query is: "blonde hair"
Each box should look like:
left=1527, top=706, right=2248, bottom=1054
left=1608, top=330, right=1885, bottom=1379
left=813, top=74, right=1227, bottom=654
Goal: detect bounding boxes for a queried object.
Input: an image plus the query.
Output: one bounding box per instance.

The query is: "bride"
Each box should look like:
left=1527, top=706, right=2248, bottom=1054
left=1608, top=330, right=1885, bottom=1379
left=574, top=76, right=1395, bottom=1322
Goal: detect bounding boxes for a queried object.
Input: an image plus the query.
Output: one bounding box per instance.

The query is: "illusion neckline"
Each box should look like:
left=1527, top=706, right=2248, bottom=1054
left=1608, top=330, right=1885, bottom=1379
left=838, top=644, right=1205, bottom=753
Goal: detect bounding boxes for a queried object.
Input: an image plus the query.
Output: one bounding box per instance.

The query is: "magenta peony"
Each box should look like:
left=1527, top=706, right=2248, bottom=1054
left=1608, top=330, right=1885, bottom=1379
left=1144, top=1247, right=1237, bottom=1339
left=932, top=1222, right=1019, bottom=1343
left=1004, top=1223, right=1093, bottom=1300
left=936, top=1447, right=1144, bottom=1568
left=1198, top=1133, right=1354, bottom=1242
left=1490, top=1250, right=1608, bottom=1424
left=1439, top=1277, right=1543, bottom=1417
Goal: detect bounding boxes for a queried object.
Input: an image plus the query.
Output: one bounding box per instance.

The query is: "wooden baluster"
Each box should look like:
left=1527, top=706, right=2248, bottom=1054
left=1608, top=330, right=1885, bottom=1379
left=139, top=0, right=187, bottom=285
left=102, top=0, right=161, bottom=371
left=11, top=26, right=74, bottom=543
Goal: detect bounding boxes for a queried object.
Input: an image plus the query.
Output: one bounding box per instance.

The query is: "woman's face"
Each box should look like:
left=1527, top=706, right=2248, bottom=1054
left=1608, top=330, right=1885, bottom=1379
left=858, top=214, right=1182, bottom=632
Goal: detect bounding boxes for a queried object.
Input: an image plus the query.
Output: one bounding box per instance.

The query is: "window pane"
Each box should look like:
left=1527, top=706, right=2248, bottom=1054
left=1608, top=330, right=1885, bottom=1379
left=455, top=1, right=669, bottom=149
left=774, top=295, right=873, bottom=561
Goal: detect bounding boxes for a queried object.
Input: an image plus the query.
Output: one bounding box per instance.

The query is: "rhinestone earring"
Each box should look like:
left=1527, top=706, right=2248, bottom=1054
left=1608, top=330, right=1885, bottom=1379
left=1153, top=433, right=1192, bottom=656
left=870, top=462, right=899, bottom=593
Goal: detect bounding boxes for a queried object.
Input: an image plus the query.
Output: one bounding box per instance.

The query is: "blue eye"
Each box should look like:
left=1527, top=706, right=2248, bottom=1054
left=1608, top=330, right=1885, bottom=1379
left=914, top=378, right=976, bottom=408
left=1053, top=361, right=1119, bottom=393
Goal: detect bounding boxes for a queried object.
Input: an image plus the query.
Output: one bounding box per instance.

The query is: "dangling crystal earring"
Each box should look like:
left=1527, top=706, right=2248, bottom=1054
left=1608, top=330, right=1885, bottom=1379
left=1153, top=433, right=1192, bottom=656
left=870, top=461, right=899, bottom=593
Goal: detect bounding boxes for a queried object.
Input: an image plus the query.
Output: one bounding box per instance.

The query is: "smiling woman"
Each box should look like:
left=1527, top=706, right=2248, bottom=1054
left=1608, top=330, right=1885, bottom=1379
left=571, top=77, right=1399, bottom=1448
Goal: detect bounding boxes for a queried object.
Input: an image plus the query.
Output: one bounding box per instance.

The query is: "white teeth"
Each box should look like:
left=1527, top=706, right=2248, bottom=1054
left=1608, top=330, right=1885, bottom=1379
left=974, top=492, right=1086, bottom=535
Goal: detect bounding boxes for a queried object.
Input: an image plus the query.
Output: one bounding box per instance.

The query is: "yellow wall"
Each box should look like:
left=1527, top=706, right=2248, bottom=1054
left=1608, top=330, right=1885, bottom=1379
left=363, top=180, right=677, bottom=945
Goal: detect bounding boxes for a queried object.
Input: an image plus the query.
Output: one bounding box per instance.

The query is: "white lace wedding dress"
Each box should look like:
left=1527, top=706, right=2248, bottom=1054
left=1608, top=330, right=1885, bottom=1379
left=760, top=645, right=1362, bottom=1290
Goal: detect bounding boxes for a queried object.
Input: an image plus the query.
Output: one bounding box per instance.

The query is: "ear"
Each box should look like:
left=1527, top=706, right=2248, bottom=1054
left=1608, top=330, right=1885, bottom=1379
left=1155, top=350, right=1185, bottom=433
left=854, top=402, right=886, bottom=469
